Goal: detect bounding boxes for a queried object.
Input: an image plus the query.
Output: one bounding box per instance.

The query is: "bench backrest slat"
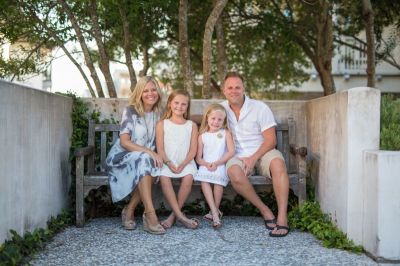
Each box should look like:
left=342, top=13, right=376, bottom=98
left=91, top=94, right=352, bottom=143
left=88, top=120, right=95, bottom=173
left=287, top=118, right=296, bottom=173
left=87, top=121, right=119, bottom=173
left=112, top=132, right=119, bottom=144
left=100, top=132, right=107, bottom=171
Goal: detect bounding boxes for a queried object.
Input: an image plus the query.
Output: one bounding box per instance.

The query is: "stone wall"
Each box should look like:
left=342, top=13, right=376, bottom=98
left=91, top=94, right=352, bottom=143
left=363, top=151, right=400, bottom=261
left=0, top=80, right=72, bottom=243
left=306, top=87, right=380, bottom=245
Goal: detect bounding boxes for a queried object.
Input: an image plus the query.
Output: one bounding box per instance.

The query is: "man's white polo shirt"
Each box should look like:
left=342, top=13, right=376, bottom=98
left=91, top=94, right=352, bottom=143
left=221, top=96, right=276, bottom=157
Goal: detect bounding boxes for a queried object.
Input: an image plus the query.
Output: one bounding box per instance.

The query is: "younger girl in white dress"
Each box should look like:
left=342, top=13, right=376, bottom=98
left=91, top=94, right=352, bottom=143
left=156, top=90, right=199, bottom=229
left=195, top=103, right=235, bottom=228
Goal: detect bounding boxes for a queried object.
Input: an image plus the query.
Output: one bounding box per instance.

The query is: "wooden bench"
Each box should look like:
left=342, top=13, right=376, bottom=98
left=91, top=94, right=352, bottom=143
left=74, top=117, right=307, bottom=227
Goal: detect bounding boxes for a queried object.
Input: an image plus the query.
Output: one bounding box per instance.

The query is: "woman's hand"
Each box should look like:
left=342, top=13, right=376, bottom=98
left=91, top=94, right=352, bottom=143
left=148, top=151, right=163, bottom=168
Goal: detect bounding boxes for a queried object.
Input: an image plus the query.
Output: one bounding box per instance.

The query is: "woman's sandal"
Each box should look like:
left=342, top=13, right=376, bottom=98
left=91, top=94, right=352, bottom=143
left=178, top=216, right=199, bottom=229
left=269, top=225, right=290, bottom=237
left=142, top=210, right=166, bottom=235
left=121, top=207, right=127, bottom=225
left=264, top=218, right=277, bottom=230
left=121, top=207, right=137, bottom=230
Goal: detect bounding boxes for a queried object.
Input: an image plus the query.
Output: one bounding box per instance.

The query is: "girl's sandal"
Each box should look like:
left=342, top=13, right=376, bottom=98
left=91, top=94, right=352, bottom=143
left=178, top=217, right=199, bottom=229
left=204, top=209, right=223, bottom=222
left=211, top=212, right=222, bottom=229
left=160, top=219, right=175, bottom=229
left=212, top=219, right=222, bottom=229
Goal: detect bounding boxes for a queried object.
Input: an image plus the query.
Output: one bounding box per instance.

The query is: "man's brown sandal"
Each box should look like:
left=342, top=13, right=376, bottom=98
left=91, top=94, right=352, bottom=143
left=269, top=225, right=290, bottom=237
left=264, top=218, right=277, bottom=230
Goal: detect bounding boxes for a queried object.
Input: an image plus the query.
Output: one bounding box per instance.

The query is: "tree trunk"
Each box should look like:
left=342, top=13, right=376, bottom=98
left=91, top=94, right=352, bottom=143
left=89, top=0, right=117, bottom=98
left=139, top=46, right=149, bottom=77
left=40, top=22, right=96, bottom=97
left=57, top=0, right=104, bottom=97
left=362, top=0, right=376, bottom=88
left=215, top=0, right=227, bottom=94
left=315, top=0, right=335, bottom=95
left=24, top=1, right=96, bottom=97
left=119, top=5, right=137, bottom=92
left=179, top=0, right=194, bottom=96
left=202, top=0, right=228, bottom=99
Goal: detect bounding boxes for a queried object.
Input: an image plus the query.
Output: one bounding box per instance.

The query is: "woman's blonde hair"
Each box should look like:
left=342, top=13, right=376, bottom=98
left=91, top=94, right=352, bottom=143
left=198, top=103, right=229, bottom=134
left=162, top=89, right=191, bottom=120
left=128, top=76, right=162, bottom=116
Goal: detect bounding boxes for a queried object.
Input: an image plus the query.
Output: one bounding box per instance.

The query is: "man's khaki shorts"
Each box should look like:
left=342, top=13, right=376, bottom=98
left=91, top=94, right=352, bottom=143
left=226, top=149, right=285, bottom=179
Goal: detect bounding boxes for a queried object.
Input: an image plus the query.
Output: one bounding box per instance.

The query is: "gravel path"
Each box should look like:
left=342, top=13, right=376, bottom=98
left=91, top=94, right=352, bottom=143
left=32, top=216, right=378, bottom=266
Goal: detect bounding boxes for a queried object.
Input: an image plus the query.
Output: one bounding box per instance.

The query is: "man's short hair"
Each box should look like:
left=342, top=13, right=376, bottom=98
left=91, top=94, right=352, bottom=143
left=224, top=71, right=244, bottom=83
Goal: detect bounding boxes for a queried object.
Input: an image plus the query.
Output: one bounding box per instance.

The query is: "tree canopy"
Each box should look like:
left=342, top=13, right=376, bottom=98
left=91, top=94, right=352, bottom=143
left=1, top=0, right=398, bottom=97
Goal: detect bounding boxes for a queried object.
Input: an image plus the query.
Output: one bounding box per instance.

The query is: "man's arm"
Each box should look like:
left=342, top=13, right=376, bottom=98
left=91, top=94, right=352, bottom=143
left=240, top=126, right=277, bottom=176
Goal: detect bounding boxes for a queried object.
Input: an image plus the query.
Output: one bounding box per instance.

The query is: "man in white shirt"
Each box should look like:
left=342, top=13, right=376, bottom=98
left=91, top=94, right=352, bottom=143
left=221, top=72, right=290, bottom=237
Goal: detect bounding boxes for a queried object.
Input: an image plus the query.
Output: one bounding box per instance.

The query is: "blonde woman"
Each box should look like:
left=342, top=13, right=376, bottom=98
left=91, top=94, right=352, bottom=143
left=105, top=76, right=165, bottom=234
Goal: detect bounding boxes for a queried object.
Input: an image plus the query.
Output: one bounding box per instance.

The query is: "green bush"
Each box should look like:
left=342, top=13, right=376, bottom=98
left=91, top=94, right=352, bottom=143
left=0, top=210, right=73, bottom=266
left=289, top=202, right=363, bottom=253
left=380, top=94, right=400, bottom=150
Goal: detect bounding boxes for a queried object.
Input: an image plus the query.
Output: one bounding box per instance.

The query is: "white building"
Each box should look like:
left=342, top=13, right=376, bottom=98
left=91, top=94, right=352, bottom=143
left=1, top=41, right=52, bottom=91
left=291, top=28, right=400, bottom=94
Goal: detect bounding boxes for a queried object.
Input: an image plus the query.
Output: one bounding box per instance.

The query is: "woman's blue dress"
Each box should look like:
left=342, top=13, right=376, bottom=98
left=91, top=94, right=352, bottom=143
left=105, top=106, right=160, bottom=202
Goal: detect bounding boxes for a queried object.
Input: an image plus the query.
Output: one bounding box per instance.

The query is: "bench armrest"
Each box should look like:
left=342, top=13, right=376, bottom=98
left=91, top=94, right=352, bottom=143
left=289, top=145, right=307, bottom=158
left=74, top=146, right=95, bottom=157
left=289, top=144, right=307, bottom=205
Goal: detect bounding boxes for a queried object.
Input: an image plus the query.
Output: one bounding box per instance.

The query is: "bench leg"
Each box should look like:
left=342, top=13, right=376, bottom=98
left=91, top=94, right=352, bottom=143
left=297, top=154, right=307, bottom=206
left=76, top=156, right=85, bottom=227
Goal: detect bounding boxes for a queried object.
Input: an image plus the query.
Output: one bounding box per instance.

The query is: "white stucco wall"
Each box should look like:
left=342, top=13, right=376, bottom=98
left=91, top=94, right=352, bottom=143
left=306, top=87, right=380, bottom=244
left=0, top=80, right=73, bottom=243
left=363, top=151, right=400, bottom=261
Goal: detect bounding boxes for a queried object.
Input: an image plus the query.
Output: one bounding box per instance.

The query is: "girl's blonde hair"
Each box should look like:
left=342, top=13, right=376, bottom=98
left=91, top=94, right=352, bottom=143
left=128, top=76, right=162, bottom=117
left=162, top=89, right=191, bottom=120
left=199, top=103, right=229, bottom=134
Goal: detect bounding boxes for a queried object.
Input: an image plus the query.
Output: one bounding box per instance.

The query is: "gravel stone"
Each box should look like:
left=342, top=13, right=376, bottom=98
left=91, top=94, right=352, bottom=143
left=32, top=216, right=378, bottom=266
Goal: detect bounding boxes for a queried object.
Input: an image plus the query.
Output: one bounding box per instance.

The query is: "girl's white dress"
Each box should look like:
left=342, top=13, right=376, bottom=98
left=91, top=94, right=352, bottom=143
left=159, top=119, right=197, bottom=178
left=194, top=129, right=229, bottom=186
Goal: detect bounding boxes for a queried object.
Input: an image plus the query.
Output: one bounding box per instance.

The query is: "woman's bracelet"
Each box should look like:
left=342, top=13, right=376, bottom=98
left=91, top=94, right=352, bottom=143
left=164, top=160, right=171, bottom=164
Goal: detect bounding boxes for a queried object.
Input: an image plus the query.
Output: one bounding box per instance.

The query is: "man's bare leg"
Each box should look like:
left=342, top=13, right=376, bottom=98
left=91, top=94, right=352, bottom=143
left=227, top=165, right=275, bottom=224
left=269, top=158, right=289, bottom=235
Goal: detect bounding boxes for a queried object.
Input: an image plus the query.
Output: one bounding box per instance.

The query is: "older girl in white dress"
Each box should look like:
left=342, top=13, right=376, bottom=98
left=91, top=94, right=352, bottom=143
left=156, top=90, right=199, bottom=229
left=195, top=103, right=235, bottom=228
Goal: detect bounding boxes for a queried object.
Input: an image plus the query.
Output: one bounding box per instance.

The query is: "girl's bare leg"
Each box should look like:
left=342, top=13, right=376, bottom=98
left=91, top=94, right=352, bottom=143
left=160, top=175, right=197, bottom=228
left=213, top=184, right=224, bottom=211
left=201, top=182, right=220, bottom=226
